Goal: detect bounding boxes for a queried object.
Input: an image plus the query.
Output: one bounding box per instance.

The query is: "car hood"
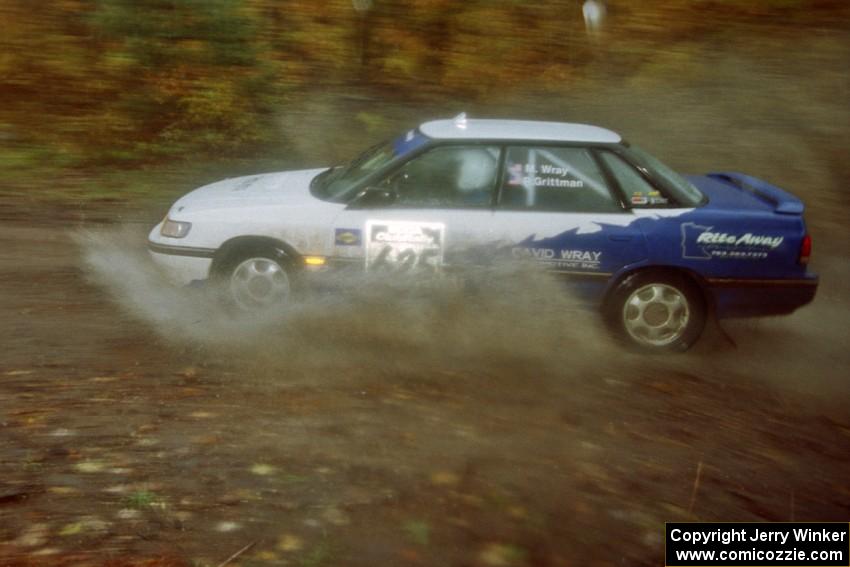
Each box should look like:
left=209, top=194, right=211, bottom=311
left=169, top=168, right=328, bottom=214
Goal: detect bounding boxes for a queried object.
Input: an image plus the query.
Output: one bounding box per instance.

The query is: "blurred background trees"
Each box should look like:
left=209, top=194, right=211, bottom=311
left=0, top=0, right=847, bottom=179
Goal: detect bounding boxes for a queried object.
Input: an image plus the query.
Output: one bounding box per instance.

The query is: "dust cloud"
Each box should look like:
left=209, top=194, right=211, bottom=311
left=76, top=227, right=615, bottom=385
left=77, top=224, right=849, bottom=401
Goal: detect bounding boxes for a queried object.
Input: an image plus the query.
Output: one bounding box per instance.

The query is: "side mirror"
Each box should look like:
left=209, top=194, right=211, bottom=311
left=348, top=186, right=397, bottom=209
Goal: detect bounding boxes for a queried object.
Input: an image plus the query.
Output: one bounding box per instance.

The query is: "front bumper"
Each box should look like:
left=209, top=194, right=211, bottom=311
left=148, top=241, right=214, bottom=286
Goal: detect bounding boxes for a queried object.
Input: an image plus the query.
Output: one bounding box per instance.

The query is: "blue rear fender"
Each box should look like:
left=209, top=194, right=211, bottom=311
left=595, top=259, right=710, bottom=310
left=628, top=204, right=816, bottom=318
left=640, top=209, right=809, bottom=280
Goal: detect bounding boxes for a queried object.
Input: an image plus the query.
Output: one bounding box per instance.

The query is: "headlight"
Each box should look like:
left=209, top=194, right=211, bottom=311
left=160, top=218, right=192, bottom=238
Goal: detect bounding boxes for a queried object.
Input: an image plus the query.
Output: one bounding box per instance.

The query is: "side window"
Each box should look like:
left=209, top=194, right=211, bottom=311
left=499, top=146, right=621, bottom=213
left=383, top=145, right=499, bottom=208
left=599, top=151, right=670, bottom=207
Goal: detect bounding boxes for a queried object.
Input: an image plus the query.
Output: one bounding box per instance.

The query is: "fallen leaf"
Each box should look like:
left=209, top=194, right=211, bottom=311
left=277, top=533, right=303, bottom=552
left=216, top=521, right=240, bottom=533
left=59, top=523, right=83, bottom=536
left=251, top=463, right=276, bottom=476
left=14, top=524, right=49, bottom=547
left=116, top=509, right=141, bottom=520
left=31, top=548, right=62, bottom=556
left=74, top=461, right=106, bottom=473
left=189, top=411, right=215, bottom=419
left=478, top=543, right=526, bottom=566
left=49, top=428, right=75, bottom=437
left=322, top=506, right=350, bottom=526
left=217, top=493, right=243, bottom=506
left=430, top=471, right=460, bottom=487
left=89, top=376, right=118, bottom=383
left=176, top=366, right=200, bottom=378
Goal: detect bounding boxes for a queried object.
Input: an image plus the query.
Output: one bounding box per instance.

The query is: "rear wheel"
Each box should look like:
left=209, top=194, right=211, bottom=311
left=606, top=271, right=706, bottom=352
left=217, top=246, right=292, bottom=311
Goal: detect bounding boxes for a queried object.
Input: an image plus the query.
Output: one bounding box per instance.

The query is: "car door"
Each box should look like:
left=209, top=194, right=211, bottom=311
left=491, top=144, right=648, bottom=279
left=331, top=144, right=501, bottom=272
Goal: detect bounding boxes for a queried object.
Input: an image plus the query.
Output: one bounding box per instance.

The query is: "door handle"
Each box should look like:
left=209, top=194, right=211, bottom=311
left=608, top=234, right=633, bottom=242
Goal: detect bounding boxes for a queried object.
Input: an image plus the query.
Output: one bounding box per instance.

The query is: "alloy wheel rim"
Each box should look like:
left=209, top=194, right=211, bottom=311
left=622, top=283, right=690, bottom=347
left=230, top=257, right=290, bottom=310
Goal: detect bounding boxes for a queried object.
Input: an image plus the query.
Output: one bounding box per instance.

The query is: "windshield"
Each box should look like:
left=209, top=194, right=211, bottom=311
left=310, top=129, right=430, bottom=202
left=624, top=145, right=705, bottom=207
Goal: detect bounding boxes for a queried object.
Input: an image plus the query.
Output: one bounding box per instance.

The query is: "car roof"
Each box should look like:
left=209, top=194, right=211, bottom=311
left=419, top=117, right=622, bottom=144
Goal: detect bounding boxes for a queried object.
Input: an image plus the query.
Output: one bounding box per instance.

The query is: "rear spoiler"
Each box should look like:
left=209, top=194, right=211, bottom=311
left=707, top=172, right=804, bottom=215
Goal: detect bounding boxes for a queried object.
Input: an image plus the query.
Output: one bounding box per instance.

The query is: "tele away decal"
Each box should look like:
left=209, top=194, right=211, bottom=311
left=681, top=222, right=784, bottom=260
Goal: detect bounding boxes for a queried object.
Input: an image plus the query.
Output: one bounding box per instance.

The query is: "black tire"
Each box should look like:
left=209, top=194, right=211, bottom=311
left=604, top=271, right=706, bottom=353
left=214, top=245, right=293, bottom=312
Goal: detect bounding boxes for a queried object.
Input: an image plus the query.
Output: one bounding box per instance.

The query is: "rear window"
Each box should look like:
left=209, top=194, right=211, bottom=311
left=621, top=145, right=705, bottom=207
left=598, top=151, right=670, bottom=208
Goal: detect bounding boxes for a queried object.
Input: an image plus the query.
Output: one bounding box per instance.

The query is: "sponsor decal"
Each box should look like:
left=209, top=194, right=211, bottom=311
left=632, top=190, right=667, bottom=206
left=512, top=246, right=603, bottom=270
left=681, top=222, right=784, bottom=260
left=506, top=163, right=584, bottom=188
left=334, top=228, right=362, bottom=246
left=365, top=220, right=444, bottom=272
left=507, top=163, right=524, bottom=186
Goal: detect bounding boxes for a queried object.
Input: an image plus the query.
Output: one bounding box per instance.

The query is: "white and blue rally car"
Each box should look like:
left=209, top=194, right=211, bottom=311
left=148, top=115, right=818, bottom=351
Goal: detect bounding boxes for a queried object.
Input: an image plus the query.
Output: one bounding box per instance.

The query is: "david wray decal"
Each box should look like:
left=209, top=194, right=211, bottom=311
left=512, top=246, right=602, bottom=270
left=681, top=222, right=784, bottom=260
left=509, top=226, right=624, bottom=272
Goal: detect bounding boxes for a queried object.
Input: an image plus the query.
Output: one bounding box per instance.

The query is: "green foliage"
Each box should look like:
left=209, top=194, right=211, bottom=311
left=126, top=490, right=157, bottom=509
left=84, top=0, right=281, bottom=158
left=298, top=538, right=335, bottom=567
left=403, top=519, right=431, bottom=546
left=0, top=0, right=844, bottom=178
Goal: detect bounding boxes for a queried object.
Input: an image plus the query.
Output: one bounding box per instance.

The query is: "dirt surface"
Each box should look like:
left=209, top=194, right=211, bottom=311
left=0, top=205, right=848, bottom=567
left=2, top=30, right=849, bottom=565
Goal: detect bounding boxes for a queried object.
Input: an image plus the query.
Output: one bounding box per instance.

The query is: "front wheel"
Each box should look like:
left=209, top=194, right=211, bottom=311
left=605, top=272, right=706, bottom=352
left=218, top=247, right=293, bottom=311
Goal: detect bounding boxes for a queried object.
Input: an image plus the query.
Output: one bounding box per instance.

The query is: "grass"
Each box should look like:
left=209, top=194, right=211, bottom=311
left=126, top=490, right=158, bottom=509
left=0, top=147, right=304, bottom=208
left=403, top=519, right=431, bottom=546
left=298, top=538, right=335, bottom=567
